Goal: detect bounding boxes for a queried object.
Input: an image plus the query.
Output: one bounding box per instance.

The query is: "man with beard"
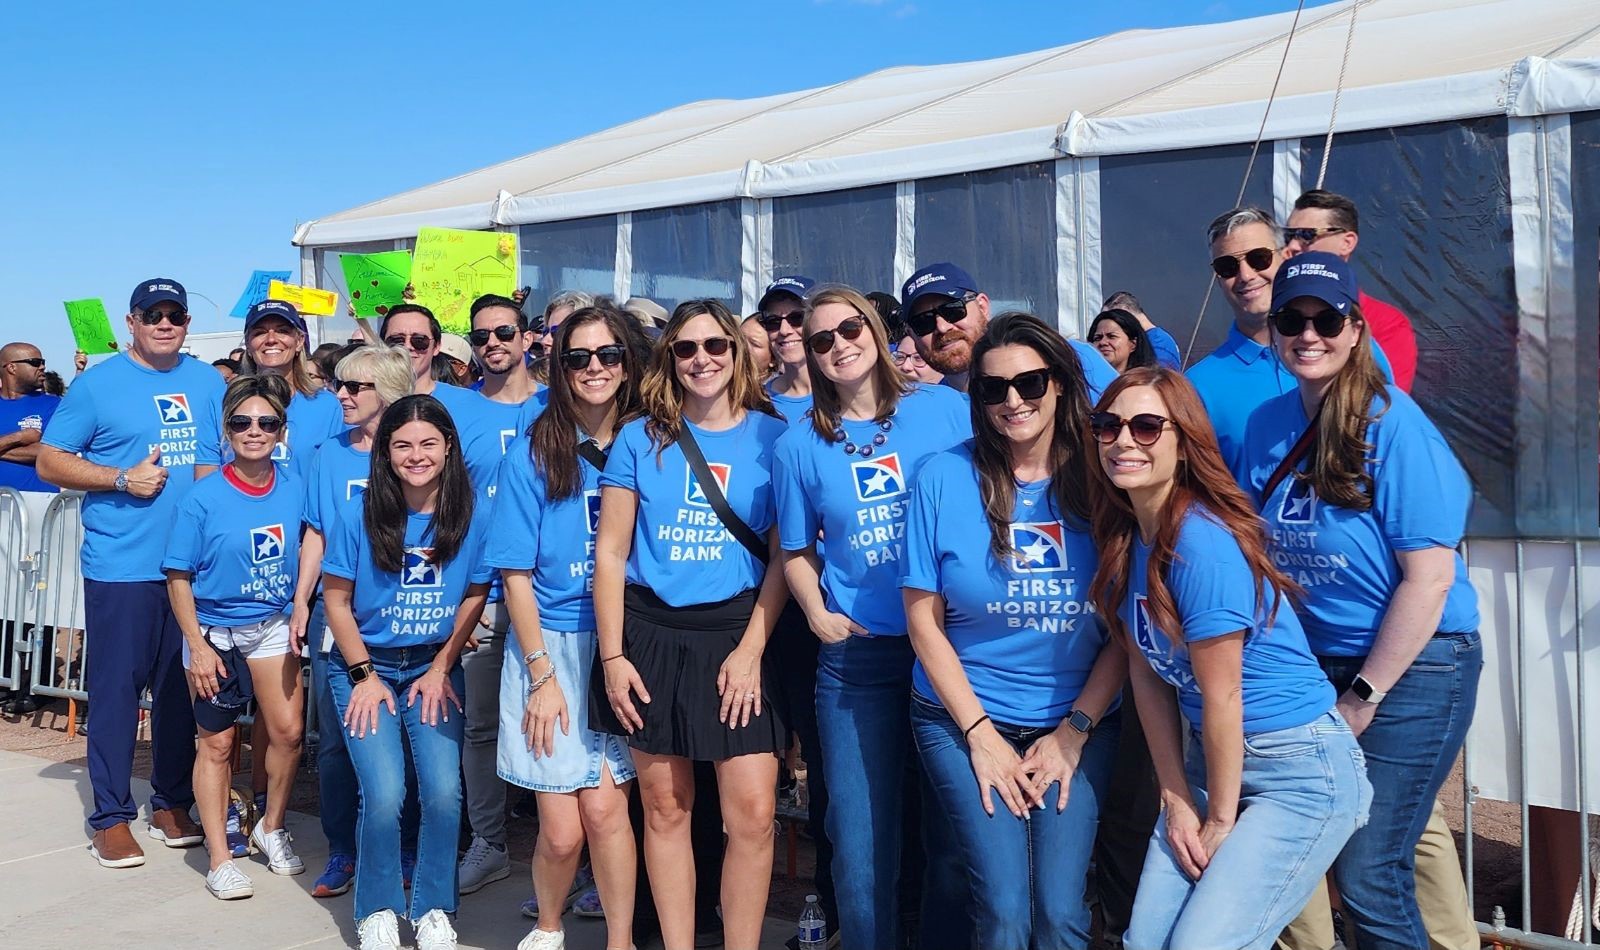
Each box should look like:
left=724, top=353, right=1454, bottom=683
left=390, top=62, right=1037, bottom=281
left=901, top=262, right=1116, bottom=400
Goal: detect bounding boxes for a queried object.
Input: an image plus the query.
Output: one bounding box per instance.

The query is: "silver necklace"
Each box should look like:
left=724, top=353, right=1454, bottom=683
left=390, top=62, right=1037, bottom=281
left=1015, top=478, right=1049, bottom=508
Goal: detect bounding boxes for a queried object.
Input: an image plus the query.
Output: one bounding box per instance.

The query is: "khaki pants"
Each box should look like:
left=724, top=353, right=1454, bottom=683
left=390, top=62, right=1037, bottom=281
left=1277, top=799, right=1476, bottom=950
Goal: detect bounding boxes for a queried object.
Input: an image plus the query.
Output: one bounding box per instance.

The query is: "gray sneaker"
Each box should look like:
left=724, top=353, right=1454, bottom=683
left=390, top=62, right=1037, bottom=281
left=457, top=834, right=510, bottom=893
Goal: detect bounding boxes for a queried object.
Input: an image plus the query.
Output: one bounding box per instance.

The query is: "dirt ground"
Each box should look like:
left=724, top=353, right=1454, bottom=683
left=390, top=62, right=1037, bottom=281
left=0, top=696, right=1532, bottom=940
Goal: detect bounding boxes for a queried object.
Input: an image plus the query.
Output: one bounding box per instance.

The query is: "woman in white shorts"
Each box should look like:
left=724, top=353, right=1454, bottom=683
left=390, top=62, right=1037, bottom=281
left=163, top=374, right=307, bottom=899
left=486, top=304, right=648, bottom=950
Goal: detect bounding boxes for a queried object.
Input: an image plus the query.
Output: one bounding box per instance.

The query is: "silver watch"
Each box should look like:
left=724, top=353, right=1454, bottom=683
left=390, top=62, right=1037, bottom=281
left=114, top=469, right=129, bottom=492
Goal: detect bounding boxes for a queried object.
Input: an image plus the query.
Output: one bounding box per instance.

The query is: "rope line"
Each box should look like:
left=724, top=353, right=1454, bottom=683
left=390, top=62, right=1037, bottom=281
left=1316, top=0, right=1362, bottom=188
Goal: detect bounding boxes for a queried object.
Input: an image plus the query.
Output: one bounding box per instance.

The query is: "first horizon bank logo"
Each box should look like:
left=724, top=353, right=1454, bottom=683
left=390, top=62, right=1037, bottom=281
left=685, top=463, right=732, bottom=508
left=154, top=394, right=192, bottom=425
left=851, top=453, right=905, bottom=502
left=1010, top=522, right=1067, bottom=573
left=250, top=524, right=285, bottom=563
left=402, top=547, right=442, bottom=588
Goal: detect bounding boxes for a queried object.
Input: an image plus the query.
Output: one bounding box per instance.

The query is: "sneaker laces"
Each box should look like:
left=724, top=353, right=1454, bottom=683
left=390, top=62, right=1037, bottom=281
left=414, top=909, right=458, bottom=950
left=359, top=910, right=401, bottom=950
left=322, top=852, right=354, bottom=877
left=209, top=860, right=251, bottom=891
left=460, top=835, right=496, bottom=871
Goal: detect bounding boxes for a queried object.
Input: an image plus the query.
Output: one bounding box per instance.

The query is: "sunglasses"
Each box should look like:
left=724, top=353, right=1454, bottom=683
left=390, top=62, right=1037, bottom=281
left=669, top=337, right=733, bottom=360
left=7, top=358, right=45, bottom=368
left=561, top=344, right=627, bottom=372
left=973, top=368, right=1053, bottom=406
left=541, top=322, right=562, bottom=338
left=1089, top=411, right=1171, bottom=446
left=1281, top=226, right=1349, bottom=245
left=333, top=379, right=376, bottom=396
left=226, top=414, right=284, bottom=435
left=907, top=296, right=973, bottom=338
left=1271, top=307, right=1350, bottom=338
left=384, top=333, right=434, bottom=352
left=137, top=310, right=191, bottom=327
left=806, top=317, right=867, bottom=355
left=1210, top=247, right=1275, bottom=279
left=759, top=312, right=805, bottom=333
left=469, top=324, right=522, bottom=346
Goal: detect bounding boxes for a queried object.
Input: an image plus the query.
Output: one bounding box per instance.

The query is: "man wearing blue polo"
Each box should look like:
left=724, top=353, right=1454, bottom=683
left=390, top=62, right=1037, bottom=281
left=0, top=342, right=60, bottom=493
left=38, top=279, right=224, bottom=869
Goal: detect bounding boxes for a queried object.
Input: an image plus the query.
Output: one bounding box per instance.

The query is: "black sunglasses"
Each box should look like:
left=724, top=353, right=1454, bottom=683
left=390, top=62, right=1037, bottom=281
left=1089, top=411, right=1171, bottom=446
left=137, top=310, right=191, bottom=327
left=1281, top=226, right=1349, bottom=245
left=561, top=344, right=627, bottom=372
left=7, top=358, right=45, bottom=368
left=1210, top=247, right=1275, bottom=280
left=759, top=312, right=805, bottom=333
left=806, top=317, right=868, bottom=355
left=669, top=337, right=733, bottom=360
left=469, top=325, right=522, bottom=347
left=907, top=296, right=973, bottom=338
left=1271, top=307, right=1350, bottom=339
left=384, top=333, right=434, bottom=352
left=333, top=379, right=376, bottom=396
left=973, top=368, right=1053, bottom=406
left=226, top=414, right=284, bottom=435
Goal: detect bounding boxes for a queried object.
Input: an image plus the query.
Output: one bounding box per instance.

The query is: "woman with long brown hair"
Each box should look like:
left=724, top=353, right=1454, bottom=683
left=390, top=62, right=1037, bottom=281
left=1087, top=366, right=1369, bottom=950
left=591, top=298, right=789, bottom=950
left=1240, top=253, right=1482, bottom=948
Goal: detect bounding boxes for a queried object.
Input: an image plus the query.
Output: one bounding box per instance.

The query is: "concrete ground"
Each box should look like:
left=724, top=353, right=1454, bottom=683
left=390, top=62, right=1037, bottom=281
left=0, top=746, right=792, bottom=949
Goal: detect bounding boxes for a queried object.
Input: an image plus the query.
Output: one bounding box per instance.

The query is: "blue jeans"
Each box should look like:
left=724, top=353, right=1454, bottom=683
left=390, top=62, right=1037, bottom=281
left=328, top=646, right=464, bottom=923
left=817, top=635, right=971, bottom=950
left=913, top=692, right=1118, bottom=950
left=1124, top=711, right=1372, bottom=950
left=1321, top=632, right=1482, bottom=950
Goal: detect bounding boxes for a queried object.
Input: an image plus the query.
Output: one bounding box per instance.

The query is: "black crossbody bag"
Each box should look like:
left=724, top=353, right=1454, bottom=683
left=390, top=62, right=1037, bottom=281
left=676, top=426, right=770, bottom=565
left=1261, top=405, right=1324, bottom=505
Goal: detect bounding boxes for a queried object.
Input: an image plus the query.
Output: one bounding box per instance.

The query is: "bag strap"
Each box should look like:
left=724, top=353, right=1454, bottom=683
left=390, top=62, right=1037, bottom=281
left=677, top=425, right=769, bottom=565
left=1261, top=404, right=1324, bottom=505
left=576, top=439, right=609, bottom=472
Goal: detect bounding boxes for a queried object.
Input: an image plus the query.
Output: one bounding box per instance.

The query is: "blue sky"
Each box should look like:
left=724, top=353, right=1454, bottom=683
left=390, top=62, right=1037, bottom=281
left=1, top=0, right=1335, bottom=372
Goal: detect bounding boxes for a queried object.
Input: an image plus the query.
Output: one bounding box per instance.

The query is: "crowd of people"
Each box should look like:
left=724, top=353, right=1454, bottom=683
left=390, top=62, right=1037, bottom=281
left=0, top=186, right=1483, bottom=950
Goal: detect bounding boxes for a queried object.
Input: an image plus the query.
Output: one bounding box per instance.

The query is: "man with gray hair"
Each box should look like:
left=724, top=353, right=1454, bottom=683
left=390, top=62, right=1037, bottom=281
left=539, top=289, right=597, bottom=356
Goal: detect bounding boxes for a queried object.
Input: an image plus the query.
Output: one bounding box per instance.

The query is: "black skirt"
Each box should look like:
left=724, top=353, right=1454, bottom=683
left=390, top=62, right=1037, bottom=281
left=589, top=585, right=787, bottom=761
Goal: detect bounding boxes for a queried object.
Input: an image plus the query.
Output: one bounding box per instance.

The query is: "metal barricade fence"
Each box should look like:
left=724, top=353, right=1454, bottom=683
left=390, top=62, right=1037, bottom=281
left=0, top=486, right=32, bottom=690
left=28, top=491, right=87, bottom=703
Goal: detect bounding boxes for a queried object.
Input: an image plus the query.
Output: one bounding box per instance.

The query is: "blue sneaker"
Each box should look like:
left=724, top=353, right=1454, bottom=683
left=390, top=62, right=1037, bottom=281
left=401, top=849, right=417, bottom=890
left=313, top=852, right=355, bottom=897
left=520, top=865, right=594, bottom=919
left=224, top=801, right=249, bottom=859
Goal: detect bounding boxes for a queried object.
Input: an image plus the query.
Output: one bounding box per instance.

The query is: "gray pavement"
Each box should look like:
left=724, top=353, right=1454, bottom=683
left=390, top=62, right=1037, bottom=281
left=0, top=749, right=791, bottom=949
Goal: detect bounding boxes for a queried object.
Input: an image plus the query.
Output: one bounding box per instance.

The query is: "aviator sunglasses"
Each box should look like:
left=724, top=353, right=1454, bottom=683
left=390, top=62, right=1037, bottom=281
left=973, top=368, right=1053, bottom=406
left=1089, top=411, right=1172, bottom=446
left=1271, top=306, right=1350, bottom=339
left=226, top=414, right=284, bottom=435
left=384, top=333, right=434, bottom=352
left=561, top=344, right=627, bottom=372
left=806, top=317, right=867, bottom=355
left=1210, top=247, right=1275, bottom=280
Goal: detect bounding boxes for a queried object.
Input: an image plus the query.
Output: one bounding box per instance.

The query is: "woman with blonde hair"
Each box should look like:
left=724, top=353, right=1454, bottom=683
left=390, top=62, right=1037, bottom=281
left=238, top=300, right=345, bottom=482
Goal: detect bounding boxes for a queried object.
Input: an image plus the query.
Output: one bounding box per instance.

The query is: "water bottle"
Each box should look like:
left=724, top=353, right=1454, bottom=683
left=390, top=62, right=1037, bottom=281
left=797, top=893, right=826, bottom=949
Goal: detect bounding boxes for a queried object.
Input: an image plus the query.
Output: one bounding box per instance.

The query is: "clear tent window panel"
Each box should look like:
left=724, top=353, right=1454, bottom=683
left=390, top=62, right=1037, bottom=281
left=772, top=185, right=896, bottom=296
left=915, top=162, right=1057, bottom=320
left=630, top=200, right=742, bottom=315
left=518, top=216, right=618, bottom=317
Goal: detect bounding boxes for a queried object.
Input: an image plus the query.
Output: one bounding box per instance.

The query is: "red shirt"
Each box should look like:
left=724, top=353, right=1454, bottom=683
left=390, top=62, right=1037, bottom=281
left=1359, top=290, right=1417, bottom=393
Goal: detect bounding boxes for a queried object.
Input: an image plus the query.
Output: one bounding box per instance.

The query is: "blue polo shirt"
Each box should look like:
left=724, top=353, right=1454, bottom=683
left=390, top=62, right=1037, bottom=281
left=163, top=469, right=303, bottom=627
left=1146, top=326, right=1182, bottom=370
left=0, top=393, right=60, bottom=492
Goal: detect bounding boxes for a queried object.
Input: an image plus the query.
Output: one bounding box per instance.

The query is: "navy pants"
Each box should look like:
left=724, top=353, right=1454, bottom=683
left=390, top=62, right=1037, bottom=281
left=84, top=579, right=196, bottom=830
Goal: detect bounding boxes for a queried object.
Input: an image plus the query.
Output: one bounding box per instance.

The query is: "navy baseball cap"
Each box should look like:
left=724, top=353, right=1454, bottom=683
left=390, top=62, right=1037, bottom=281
left=243, top=299, right=308, bottom=338
left=130, top=278, right=188, bottom=313
left=1271, top=251, right=1359, bottom=315
left=901, top=263, right=979, bottom=312
left=191, top=646, right=256, bottom=733
left=758, top=275, right=815, bottom=311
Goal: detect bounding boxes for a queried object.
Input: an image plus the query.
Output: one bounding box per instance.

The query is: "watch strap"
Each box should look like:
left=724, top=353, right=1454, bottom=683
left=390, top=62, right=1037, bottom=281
left=348, top=660, right=375, bottom=684
left=1066, top=708, right=1095, bottom=735
left=1351, top=674, right=1388, bottom=704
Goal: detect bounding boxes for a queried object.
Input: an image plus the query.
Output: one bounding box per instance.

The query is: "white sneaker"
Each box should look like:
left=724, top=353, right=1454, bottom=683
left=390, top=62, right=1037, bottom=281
left=205, top=860, right=254, bottom=900
left=249, top=823, right=304, bottom=875
left=358, top=910, right=402, bottom=950
left=457, top=834, right=510, bottom=893
left=516, top=927, right=566, bottom=950
left=414, top=909, right=458, bottom=950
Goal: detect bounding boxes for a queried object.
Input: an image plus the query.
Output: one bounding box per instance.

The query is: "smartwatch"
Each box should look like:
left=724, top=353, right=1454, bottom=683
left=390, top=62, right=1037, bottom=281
left=348, top=661, right=375, bottom=685
left=1350, top=674, right=1389, bottom=705
left=1065, top=708, right=1095, bottom=735
left=114, top=469, right=129, bottom=493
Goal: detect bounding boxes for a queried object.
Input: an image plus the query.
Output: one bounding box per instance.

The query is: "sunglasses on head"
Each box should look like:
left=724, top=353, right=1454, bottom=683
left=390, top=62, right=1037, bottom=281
left=669, top=337, right=733, bottom=360
left=806, top=317, right=867, bottom=354
left=384, top=333, right=434, bottom=352
left=973, top=368, right=1053, bottom=406
left=226, top=414, right=284, bottom=435
left=469, top=324, right=522, bottom=346
left=1271, top=306, right=1350, bottom=338
left=759, top=312, right=805, bottom=333
left=907, top=296, right=973, bottom=338
left=333, top=379, right=376, bottom=396
left=561, top=344, right=627, bottom=372
left=137, top=309, right=191, bottom=327
left=1089, top=411, right=1171, bottom=446
left=1210, top=247, right=1276, bottom=280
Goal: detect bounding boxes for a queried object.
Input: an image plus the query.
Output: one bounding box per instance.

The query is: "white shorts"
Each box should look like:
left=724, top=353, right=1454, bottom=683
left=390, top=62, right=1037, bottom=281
left=182, top=613, right=293, bottom=667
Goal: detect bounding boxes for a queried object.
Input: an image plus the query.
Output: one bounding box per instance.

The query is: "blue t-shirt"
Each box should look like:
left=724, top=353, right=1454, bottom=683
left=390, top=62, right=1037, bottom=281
left=1069, top=339, right=1119, bottom=404
left=1241, top=387, right=1480, bottom=656
left=1124, top=506, right=1334, bottom=734
left=322, top=505, right=494, bottom=648
left=599, top=412, right=786, bottom=606
left=304, top=431, right=371, bottom=534
left=1188, top=326, right=1394, bottom=474
left=274, top=389, right=345, bottom=484
left=513, top=388, right=551, bottom=431
left=1126, top=505, right=1337, bottom=729
left=1146, top=326, right=1183, bottom=370
left=42, top=353, right=224, bottom=582
left=427, top=381, right=487, bottom=428
left=162, top=469, right=303, bottom=627
left=774, top=384, right=971, bottom=635
left=765, top=383, right=814, bottom=428
left=457, top=392, right=536, bottom=602
left=484, top=435, right=604, bottom=631
left=0, top=393, right=60, bottom=492
left=901, top=445, right=1106, bottom=727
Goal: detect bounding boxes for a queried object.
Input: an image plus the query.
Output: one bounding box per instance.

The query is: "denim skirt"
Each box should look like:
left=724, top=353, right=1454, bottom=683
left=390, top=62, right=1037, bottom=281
left=497, top=626, right=636, bottom=793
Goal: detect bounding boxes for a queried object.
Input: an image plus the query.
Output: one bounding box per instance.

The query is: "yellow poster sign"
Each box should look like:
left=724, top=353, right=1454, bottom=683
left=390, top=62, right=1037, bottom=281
left=266, top=280, right=339, bottom=317
left=410, top=227, right=518, bottom=334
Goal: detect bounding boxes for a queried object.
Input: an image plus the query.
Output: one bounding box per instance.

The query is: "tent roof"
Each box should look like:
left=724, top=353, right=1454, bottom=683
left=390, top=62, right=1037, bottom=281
left=296, top=0, right=1600, bottom=246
